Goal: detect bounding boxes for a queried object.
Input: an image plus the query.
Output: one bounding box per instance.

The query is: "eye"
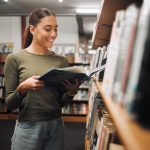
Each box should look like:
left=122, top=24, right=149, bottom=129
left=45, top=28, right=51, bottom=32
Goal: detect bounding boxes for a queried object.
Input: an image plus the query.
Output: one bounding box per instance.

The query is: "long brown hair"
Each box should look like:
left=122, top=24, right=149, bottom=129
left=23, top=8, right=55, bottom=49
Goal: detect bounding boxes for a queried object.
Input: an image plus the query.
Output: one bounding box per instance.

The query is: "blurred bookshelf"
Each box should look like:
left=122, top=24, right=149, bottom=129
left=85, top=0, right=150, bottom=149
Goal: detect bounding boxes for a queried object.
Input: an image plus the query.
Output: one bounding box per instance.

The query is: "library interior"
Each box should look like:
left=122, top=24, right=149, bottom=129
left=0, top=0, right=150, bottom=150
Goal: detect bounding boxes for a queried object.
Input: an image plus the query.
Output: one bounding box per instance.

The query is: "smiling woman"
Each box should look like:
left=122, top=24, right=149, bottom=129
left=26, top=16, right=58, bottom=54
left=4, top=8, right=82, bottom=150
left=24, top=8, right=57, bottom=51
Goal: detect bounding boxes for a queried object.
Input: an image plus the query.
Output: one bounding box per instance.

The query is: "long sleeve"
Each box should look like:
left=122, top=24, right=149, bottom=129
left=4, top=54, right=24, bottom=111
left=60, top=93, right=74, bottom=107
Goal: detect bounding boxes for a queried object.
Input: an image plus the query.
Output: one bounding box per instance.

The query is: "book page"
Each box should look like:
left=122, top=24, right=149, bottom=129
left=86, top=64, right=106, bottom=77
left=57, top=66, right=85, bottom=73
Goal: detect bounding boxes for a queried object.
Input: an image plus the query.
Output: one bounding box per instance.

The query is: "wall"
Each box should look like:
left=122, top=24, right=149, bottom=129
left=0, top=16, right=21, bottom=52
left=0, top=15, right=79, bottom=53
left=55, top=16, right=79, bottom=48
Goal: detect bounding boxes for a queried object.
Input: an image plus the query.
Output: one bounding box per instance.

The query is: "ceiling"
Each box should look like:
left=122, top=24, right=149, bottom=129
left=0, top=0, right=100, bottom=38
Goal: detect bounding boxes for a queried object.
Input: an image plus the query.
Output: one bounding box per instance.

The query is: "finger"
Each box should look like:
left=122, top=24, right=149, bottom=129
left=63, top=80, right=72, bottom=86
left=35, top=80, right=45, bottom=84
left=32, top=76, right=41, bottom=79
left=74, top=79, right=81, bottom=87
left=62, top=81, right=70, bottom=88
left=36, top=84, right=44, bottom=88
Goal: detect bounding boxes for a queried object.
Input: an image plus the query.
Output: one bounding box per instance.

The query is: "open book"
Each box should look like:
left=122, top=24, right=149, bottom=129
left=38, top=64, right=105, bottom=92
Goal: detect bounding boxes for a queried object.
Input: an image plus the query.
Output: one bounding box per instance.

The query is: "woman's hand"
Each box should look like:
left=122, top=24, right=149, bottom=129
left=62, top=79, right=82, bottom=97
left=17, top=76, right=44, bottom=96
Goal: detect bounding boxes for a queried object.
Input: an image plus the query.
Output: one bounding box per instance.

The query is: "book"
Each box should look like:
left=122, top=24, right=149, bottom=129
left=124, top=1, right=150, bottom=128
left=38, top=65, right=105, bottom=92
left=102, top=10, right=125, bottom=97
left=112, top=4, right=140, bottom=104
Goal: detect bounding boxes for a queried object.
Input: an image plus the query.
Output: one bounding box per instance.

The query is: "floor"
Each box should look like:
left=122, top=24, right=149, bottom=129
left=0, top=120, right=86, bottom=150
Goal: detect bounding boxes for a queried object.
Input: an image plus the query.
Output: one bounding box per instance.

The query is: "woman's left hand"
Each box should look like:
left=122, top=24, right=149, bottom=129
left=62, top=79, right=82, bottom=96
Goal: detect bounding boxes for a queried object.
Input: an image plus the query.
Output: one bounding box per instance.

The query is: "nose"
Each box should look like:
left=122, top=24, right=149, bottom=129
left=50, top=29, right=57, bottom=39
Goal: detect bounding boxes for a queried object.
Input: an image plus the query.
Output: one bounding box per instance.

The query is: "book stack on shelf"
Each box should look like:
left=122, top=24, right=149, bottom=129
left=73, top=89, right=88, bottom=102
left=85, top=82, right=123, bottom=150
left=62, top=102, right=88, bottom=116
left=88, top=0, right=150, bottom=150
left=102, top=0, right=150, bottom=128
left=0, top=43, right=13, bottom=113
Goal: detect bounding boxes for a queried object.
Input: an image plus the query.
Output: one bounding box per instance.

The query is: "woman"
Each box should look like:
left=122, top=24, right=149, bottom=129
left=4, top=8, right=80, bottom=150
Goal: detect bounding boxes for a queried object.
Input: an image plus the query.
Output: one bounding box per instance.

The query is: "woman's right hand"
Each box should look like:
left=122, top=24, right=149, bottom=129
left=17, top=76, right=45, bottom=96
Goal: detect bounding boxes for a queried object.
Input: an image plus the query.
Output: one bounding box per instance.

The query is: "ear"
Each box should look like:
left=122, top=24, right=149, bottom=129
left=29, top=25, right=35, bottom=35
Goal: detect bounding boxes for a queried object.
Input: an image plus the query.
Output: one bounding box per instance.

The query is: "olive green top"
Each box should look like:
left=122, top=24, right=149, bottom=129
left=4, top=49, right=72, bottom=122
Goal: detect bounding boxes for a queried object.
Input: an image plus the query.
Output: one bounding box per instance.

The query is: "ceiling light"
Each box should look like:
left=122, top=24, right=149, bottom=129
left=58, top=0, right=63, bottom=2
left=76, top=8, right=99, bottom=14
left=4, top=0, right=8, bottom=2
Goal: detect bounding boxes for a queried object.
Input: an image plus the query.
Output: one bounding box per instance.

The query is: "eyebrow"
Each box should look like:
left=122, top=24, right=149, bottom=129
left=44, top=25, right=58, bottom=27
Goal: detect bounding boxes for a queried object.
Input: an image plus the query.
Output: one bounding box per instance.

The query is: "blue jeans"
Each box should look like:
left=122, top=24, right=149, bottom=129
left=11, top=117, right=65, bottom=150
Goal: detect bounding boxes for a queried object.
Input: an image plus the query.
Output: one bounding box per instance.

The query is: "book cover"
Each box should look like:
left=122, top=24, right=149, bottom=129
left=38, top=65, right=105, bottom=91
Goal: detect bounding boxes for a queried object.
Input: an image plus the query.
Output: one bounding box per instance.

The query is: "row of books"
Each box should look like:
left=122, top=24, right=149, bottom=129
left=86, top=81, right=124, bottom=150
left=89, top=45, right=107, bottom=83
left=100, top=1, right=150, bottom=128
left=73, top=90, right=88, bottom=101
left=62, top=103, right=87, bottom=115
left=0, top=43, right=13, bottom=54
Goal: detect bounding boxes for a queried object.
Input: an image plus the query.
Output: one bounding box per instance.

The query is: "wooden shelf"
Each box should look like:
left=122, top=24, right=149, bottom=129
left=92, top=0, right=142, bottom=49
left=0, top=113, right=10, bottom=120
left=63, top=116, right=86, bottom=123
left=95, top=81, right=150, bottom=150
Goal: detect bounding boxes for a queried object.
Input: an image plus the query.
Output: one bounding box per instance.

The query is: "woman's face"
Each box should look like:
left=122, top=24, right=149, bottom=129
left=31, top=16, right=58, bottom=49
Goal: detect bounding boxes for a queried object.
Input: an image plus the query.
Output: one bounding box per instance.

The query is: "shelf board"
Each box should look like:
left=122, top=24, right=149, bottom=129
left=92, top=0, right=141, bottom=49
left=95, top=81, right=150, bottom=150
left=63, top=115, right=86, bottom=123
left=0, top=113, right=9, bottom=120
left=0, top=113, right=87, bottom=123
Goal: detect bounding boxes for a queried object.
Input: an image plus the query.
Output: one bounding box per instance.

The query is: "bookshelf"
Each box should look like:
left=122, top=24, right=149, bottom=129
left=0, top=54, right=10, bottom=114
left=0, top=43, right=13, bottom=115
left=92, top=0, right=142, bottom=49
left=85, top=0, right=150, bottom=149
left=95, top=81, right=150, bottom=150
